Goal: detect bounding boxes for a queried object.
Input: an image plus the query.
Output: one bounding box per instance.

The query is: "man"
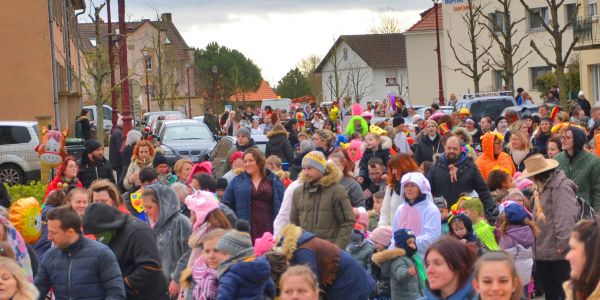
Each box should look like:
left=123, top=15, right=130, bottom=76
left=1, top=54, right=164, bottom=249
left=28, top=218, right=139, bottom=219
left=554, top=126, right=600, bottom=211
left=475, top=132, right=516, bottom=180
left=515, top=87, right=524, bottom=105
left=78, top=139, right=115, bottom=188
left=590, top=106, right=600, bottom=128
left=260, top=114, right=273, bottom=134
left=83, top=203, right=169, bottom=300
left=35, top=207, right=125, bottom=300
left=427, top=136, right=495, bottom=221
left=539, top=103, right=550, bottom=119
left=392, top=116, right=411, bottom=154
left=203, top=108, right=221, bottom=136
left=290, top=151, right=355, bottom=249
left=364, top=157, right=387, bottom=210
left=577, top=91, right=592, bottom=117
left=109, top=117, right=124, bottom=185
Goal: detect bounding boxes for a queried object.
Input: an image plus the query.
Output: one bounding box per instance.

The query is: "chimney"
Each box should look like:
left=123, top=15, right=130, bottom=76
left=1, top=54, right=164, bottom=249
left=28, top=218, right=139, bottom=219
left=161, top=13, right=172, bottom=23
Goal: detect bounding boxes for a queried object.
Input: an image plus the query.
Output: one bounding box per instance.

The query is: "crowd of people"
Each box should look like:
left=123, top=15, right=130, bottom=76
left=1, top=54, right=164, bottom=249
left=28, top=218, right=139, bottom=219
left=0, top=91, right=598, bottom=300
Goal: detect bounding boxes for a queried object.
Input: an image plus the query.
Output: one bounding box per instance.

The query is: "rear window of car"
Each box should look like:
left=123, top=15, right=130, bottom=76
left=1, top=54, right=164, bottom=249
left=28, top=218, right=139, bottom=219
left=470, top=99, right=514, bottom=119
left=161, top=125, right=212, bottom=142
left=0, top=126, right=31, bottom=145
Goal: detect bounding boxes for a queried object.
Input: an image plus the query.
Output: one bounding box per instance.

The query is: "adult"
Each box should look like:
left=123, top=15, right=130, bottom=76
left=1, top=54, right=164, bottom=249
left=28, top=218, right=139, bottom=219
left=479, top=116, right=493, bottom=135
left=173, top=158, right=193, bottom=184
left=494, top=116, right=509, bottom=137
left=590, top=106, right=600, bottom=129
left=0, top=257, right=39, bottom=300
left=277, top=224, right=375, bottom=300
left=286, top=118, right=300, bottom=147
left=123, top=140, right=155, bottom=191
left=44, top=156, right=83, bottom=199
left=414, top=120, right=443, bottom=165
left=520, top=154, right=579, bottom=300
left=76, top=109, right=92, bottom=140
left=329, top=151, right=365, bottom=207
left=120, top=130, right=142, bottom=189
left=539, top=104, right=550, bottom=119
left=290, top=140, right=315, bottom=180
left=141, top=184, right=192, bottom=297
left=77, top=139, right=115, bottom=188
left=223, top=127, right=257, bottom=173
left=378, top=153, right=419, bottom=226
left=89, top=179, right=129, bottom=214
left=473, top=251, right=523, bottom=300
left=312, top=129, right=335, bottom=158
left=203, top=108, right=221, bottom=136
left=290, top=151, right=355, bottom=249
left=577, top=91, right=592, bottom=117
left=563, top=216, right=600, bottom=300
left=475, top=132, right=516, bottom=180
left=221, top=148, right=284, bottom=241
left=64, top=188, right=88, bottom=218
left=364, top=157, right=388, bottom=210
left=554, top=126, right=600, bottom=210
left=392, top=116, right=411, bottom=154
left=422, top=237, right=477, bottom=300
left=515, top=87, right=524, bottom=105
left=266, top=123, right=294, bottom=163
left=224, top=111, right=241, bottom=136
left=464, top=119, right=481, bottom=146
left=391, top=172, right=441, bottom=258
left=506, top=130, right=535, bottom=172
left=546, top=91, right=560, bottom=105
left=427, top=136, right=495, bottom=220
left=532, top=118, right=552, bottom=156
left=83, top=203, right=169, bottom=300
left=34, top=207, right=126, bottom=300
left=260, top=113, right=274, bottom=134
left=547, top=136, right=562, bottom=159
left=109, top=117, right=124, bottom=185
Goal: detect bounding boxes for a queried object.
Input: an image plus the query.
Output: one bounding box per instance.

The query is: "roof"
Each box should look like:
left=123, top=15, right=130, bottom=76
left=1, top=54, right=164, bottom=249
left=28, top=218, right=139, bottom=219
left=315, top=33, right=407, bottom=73
left=229, top=80, right=278, bottom=102
left=406, top=5, right=444, bottom=33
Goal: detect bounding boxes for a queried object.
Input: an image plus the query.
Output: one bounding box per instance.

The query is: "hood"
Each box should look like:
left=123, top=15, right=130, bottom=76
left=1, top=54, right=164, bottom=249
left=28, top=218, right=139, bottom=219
left=401, top=172, right=431, bottom=195
left=503, top=225, right=535, bottom=249
left=449, top=213, right=474, bottom=236
left=453, top=127, right=473, bottom=145
left=480, top=132, right=496, bottom=159
left=267, top=128, right=288, bottom=138
left=569, top=126, right=587, bottom=157
left=381, top=135, right=393, bottom=150
left=78, top=115, right=90, bottom=122
left=228, top=256, right=272, bottom=284
left=146, top=184, right=181, bottom=231
left=82, top=203, right=127, bottom=233
left=277, top=224, right=314, bottom=262
left=440, top=150, right=468, bottom=167
left=371, top=248, right=406, bottom=265
left=298, top=161, right=342, bottom=187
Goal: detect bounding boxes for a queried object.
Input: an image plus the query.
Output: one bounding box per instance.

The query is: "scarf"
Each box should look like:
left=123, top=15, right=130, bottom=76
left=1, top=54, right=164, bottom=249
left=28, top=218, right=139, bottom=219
left=192, top=257, right=218, bottom=300
left=511, top=149, right=529, bottom=166
left=187, top=223, right=214, bottom=269
left=216, top=250, right=255, bottom=279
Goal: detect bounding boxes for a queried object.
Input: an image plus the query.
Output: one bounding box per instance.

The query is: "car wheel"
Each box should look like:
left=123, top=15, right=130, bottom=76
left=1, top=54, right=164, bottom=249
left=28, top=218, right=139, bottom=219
left=0, top=164, right=24, bottom=186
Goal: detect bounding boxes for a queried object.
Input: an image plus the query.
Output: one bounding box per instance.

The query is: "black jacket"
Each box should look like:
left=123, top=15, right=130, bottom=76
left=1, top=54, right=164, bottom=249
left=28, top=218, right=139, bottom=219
left=413, top=134, right=443, bottom=165
left=78, top=116, right=93, bottom=140
left=204, top=114, right=221, bottom=135
left=533, top=132, right=551, bottom=156
left=266, top=130, right=294, bottom=163
left=109, top=127, right=123, bottom=171
left=0, top=183, right=10, bottom=208
left=290, top=151, right=309, bottom=180
left=578, top=98, right=592, bottom=117
left=82, top=203, right=169, bottom=300
left=78, top=153, right=115, bottom=188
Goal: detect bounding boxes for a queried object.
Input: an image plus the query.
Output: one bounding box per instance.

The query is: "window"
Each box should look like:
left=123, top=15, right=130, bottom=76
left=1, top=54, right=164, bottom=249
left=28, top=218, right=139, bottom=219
left=590, top=1, right=598, bottom=17
left=89, top=39, right=97, bottom=47
left=165, top=37, right=171, bottom=44
left=162, top=125, right=212, bottom=142
left=145, top=55, right=152, bottom=70
left=530, top=66, right=553, bottom=89
left=592, top=64, right=600, bottom=104
left=493, top=70, right=504, bottom=90
left=84, top=108, right=94, bottom=121
left=343, top=48, right=348, bottom=61
left=103, top=106, right=112, bottom=121
left=489, top=12, right=506, bottom=34
left=529, top=7, right=549, bottom=30
left=0, top=126, right=31, bottom=145
left=385, top=69, right=397, bottom=86
left=566, top=3, right=578, bottom=22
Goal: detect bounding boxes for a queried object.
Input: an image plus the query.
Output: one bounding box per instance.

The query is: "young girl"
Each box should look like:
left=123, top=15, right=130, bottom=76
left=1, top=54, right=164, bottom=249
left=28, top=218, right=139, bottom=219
left=487, top=169, right=514, bottom=204
left=347, top=139, right=364, bottom=177
left=181, top=228, right=227, bottom=300
left=448, top=213, right=483, bottom=255
left=358, top=133, right=391, bottom=185
left=266, top=155, right=292, bottom=188
left=368, top=226, right=393, bottom=300
left=473, top=251, right=523, bottom=300
left=279, top=265, right=320, bottom=300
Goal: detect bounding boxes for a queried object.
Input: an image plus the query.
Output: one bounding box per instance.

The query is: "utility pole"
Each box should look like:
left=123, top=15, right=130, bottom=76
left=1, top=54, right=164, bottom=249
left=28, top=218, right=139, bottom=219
left=186, top=63, right=192, bottom=117
left=434, top=0, right=445, bottom=105
left=118, top=0, right=132, bottom=148
left=107, top=0, right=118, bottom=130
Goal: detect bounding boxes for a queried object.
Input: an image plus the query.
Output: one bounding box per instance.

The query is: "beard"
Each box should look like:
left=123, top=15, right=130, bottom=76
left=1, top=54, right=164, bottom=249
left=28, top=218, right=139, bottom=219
left=446, top=153, right=458, bottom=164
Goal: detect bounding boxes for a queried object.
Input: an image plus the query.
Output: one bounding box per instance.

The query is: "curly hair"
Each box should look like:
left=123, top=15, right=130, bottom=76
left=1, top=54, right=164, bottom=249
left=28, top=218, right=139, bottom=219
left=132, top=139, right=155, bottom=162
left=486, top=169, right=511, bottom=192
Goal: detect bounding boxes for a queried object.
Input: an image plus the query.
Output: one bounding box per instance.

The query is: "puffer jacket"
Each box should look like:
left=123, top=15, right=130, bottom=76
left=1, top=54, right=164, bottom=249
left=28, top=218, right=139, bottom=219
left=347, top=240, right=373, bottom=273
left=358, top=137, right=392, bottom=178
left=216, top=256, right=276, bottom=300
left=340, top=176, right=366, bottom=207
left=499, top=225, right=534, bottom=285
left=290, top=162, right=355, bottom=249
left=420, top=279, right=475, bottom=300
left=413, top=134, right=443, bottom=165
left=34, top=236, right=126, bottom=300
left=265, top=129, right=294, bottom=163
left=475, top=132, right=516, bottom=179
left=555, top=149, right=600, bottom=211
left=535, top=170, right=579, bottom=261
left=78, top=154, right=115, bottom=188
left=145, top=184, right=192, bottom=281
left=372, top=248, right=424, bottom=299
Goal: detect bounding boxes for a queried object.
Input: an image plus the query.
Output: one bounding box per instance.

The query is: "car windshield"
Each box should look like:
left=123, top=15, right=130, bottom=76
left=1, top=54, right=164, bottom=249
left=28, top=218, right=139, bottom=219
left=162, top=125, right=212, bottom=142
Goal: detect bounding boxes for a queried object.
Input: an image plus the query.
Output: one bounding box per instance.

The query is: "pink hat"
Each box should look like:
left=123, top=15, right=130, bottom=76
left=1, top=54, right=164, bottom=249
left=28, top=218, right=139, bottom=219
left=185, top=191, right=220, bottom=230
left=514, top=172, right=534, bottom=190
left=254, top=232, right=273, bottom=256
left=187, top=161, right=214, bottom=184
left=355, top=207, right=369, bottom=228
left=369, top=225, right=392, bottom=247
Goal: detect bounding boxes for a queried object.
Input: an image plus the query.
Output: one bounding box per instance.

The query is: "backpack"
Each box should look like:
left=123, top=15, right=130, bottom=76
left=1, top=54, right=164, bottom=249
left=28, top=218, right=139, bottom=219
left=576, top=196, right=596, bottom=221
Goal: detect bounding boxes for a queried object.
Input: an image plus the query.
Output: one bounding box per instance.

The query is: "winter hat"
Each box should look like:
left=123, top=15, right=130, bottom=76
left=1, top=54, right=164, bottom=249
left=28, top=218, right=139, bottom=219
left=513, top=172, right=534, bottom=190
left=216, top=178, right=228, bottom=190
left=394, top=228, right=416, bottom=249
left=369, top=226, right=392, bottom=247
left=400, top=172, right=431, bottom=194
left=84, top=139, right=102, bottom=153
left=254, top=232, right=274, bottom=257
left=187, top=161, right=214, bottom=184
left=465, top=118, right=475, bottom=125
left=229, top=151, right=245, bottom=164
left=579, top=90, right=585, bottom=98
left=302, top=151, right=327, bottom=174
left=152, top=152, right=168, bottom=168
left=504, top=202, right=529, bottom=223
left=393, top=116, right=405, bottom=127
left=299, top=140, right=315, bottom=154
left=237, top=126, right=251, bottom=138
left=216, top=220, right=254, bottom=257
left=185, top=190, right=220, bottom=230
left=433, top=196, right=447, bottom=209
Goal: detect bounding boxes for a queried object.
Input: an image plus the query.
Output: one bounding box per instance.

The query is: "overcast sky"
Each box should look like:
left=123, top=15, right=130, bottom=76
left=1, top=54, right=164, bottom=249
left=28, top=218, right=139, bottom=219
left=100, top=0, right=433, bottom=85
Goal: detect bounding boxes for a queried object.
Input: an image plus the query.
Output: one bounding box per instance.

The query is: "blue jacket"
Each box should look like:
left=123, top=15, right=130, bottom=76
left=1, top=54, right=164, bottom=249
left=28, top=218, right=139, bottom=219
left=33, top=204, right=56, bottom=262
left=420, top=279, right=476, bottom=300
left=34, top=236, right=126, bottom=300
left=217, top=256, right=276, bottom=300
left=221, top=170, right=284, bottom=225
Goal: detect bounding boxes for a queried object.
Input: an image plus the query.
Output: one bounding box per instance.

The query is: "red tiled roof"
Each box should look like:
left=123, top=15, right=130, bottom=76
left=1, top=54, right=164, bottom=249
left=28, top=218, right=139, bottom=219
left=229, top=81, right=278, bottom=102
left=406, top=5, right=444, bottom=32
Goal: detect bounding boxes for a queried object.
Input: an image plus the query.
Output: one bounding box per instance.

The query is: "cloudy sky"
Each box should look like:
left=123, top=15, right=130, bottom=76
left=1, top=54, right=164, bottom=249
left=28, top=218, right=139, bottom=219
left=102, top=0, right=433, bottom=85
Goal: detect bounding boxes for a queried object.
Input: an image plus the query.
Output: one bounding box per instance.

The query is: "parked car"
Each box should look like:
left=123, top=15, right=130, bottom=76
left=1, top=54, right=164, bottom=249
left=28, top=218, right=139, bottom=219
left=416, top=106, right=454, bottom=120
left=501, top=103, right=560, bottom=118
left=454, top=96, right=516, bottom=121
left=83, top=105, right=119, bottom=131
left=142, top=111, right=186, bottom=134
left=158, top=120, right=216, bottom=166
left=209, top=135, right=268, bottom=178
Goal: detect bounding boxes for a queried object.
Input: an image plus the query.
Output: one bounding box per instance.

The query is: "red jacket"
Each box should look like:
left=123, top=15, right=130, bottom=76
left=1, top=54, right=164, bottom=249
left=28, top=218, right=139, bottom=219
left=44, top=175, right=83, bottom=201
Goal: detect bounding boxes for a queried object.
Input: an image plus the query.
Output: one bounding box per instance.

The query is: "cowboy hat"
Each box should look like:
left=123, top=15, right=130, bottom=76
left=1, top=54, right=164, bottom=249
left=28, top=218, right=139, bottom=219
left=519, top=154, right=559, bottom=179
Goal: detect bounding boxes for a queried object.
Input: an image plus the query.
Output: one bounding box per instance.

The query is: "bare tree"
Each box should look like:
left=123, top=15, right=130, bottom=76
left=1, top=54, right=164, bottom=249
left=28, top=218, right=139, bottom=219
left=481, top=0, right=532, bottom=94
left=369, top=14, right=402, bottom=34
left=348, top=61, right=372, bottom=103
left=519, top=0, right=579, bottom=104
left=396, top=71, right=409, bottom=101
left=150, top=22, right=182, bottom=111
left=297, top=54, right=322, bottom=98
left=324, top=41, right=350, bottom=102
left=447, top=0, right=493, bottom=93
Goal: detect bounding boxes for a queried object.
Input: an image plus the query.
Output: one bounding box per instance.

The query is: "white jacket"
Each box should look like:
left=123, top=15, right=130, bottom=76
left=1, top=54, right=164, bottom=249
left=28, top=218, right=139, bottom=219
left=273, top=180, right=302, bottom=237
left=378, top=186, right=403, bottom=227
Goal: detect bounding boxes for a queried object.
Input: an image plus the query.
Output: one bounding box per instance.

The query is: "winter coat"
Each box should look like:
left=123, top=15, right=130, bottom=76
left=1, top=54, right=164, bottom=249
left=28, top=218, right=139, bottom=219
left=123, top=158, right=153, bottom=191
left=77, top=154, right=115, bottom=188
left=290, top=151, right=308, bottom=180
left=265, top=129, right=294, bottom=163
left=340, top=176, right=366, bottom=207
left=120, top=144, right=135, bottom=177
left=577, top=97, right=592, bottom=117
left=555, top=149, right=600, bottom=211
left=109, top=127, right=123, bottom=171
left=563, top=280, right=600, bottom=300
left=223, top=139, right=258, bottom=173
left=44, top=175, right=83, bottom=200
left=33, top=205, right=57, bottom=262
left=145, top=184, right=192, bottom=281
left=379, top=186, right=403, bottom=227
left=426, top=152, right=495, bottom=220
left=394, top=131, right=411, bottom=154
left=216, top=256, right=276, bottom=300
left=221, top=169, right=284, bottom=228
left=499, top=225, right=534, bottom=285
left=204, top=114, right=221, bottom=135
left=34, top=236, right=126, bottom=300
left=532, top=132, right=551, bottom=155
left=358, top=139, right=392, bottom=178
left=78, top=115, right=92, bottom=140
left=347, top=240, right=373, bottom=273
left=413, top=134, right=443, bottom=165
left=420, top=279, right=476, bottom=300
left=372, top=248, right=423, bottom=299
left=291, top=162, right=355, bottom=249
left=475, top=133, right=516, bottom=179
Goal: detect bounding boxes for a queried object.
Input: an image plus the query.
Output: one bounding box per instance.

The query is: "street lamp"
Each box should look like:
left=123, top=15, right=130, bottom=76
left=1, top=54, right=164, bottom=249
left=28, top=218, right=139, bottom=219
left=142, top=49, right=151, bottom=113
left=212, top=66, right=218, bottom=112
left=185, top=63, right=191, bottom=118
left=433, top=0, right=445, bottom=105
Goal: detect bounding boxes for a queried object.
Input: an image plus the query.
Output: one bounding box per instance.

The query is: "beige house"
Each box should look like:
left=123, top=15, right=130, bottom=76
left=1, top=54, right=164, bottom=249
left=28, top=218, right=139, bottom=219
left=575, top=0, right=600, bottom=104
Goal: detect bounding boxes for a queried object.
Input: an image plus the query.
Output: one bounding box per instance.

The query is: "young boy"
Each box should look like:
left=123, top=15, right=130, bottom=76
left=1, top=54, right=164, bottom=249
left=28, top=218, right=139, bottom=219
left=433, top=196, right=449, bottom=235
left=368, top=191, right=385, bottom=231
left=215, top=178, right=228, bottom=200
left=461, top=197, right=499, bottom=251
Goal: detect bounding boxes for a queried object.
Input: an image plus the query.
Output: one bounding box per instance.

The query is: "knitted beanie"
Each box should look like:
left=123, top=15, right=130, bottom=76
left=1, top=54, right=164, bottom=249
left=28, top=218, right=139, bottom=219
left=237, top=127, right=251, bottom=138
left=394, top=228, right=416, bottom=249
left=152, top=152, right=168, bottom=168
left=216, top=220, right=254, bottom=257
left=302, top=151, right=327, bottom=174
left=84, top=139, right=102, bottom=153
left=369, top=226, right=392, bottom=247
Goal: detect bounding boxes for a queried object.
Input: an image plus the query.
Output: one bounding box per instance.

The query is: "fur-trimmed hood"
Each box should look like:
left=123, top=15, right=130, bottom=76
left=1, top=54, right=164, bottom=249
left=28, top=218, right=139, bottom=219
left=371, top=248, right=406, bottom=265
left=298, top=161, right=342, bottom=187
left=452, top=127, right=473, bottom=145
left=267, top=128, right=289, bottom=138
left=361, top=135, right=393, bottom=152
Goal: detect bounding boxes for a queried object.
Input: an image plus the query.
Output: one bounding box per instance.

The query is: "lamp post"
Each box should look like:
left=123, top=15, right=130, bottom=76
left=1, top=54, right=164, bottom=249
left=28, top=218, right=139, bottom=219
left=142, top=49, right=151, bottom=113
left=212, top=65, right=218, bottom=112
left=118, top=0, right=132, bottom=149
left=186, top=63, right=191, bottom=118
left=433, top=0, right=445, bottom=105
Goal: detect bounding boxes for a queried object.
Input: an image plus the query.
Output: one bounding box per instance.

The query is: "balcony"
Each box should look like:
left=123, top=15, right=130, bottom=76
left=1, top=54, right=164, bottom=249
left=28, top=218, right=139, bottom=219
left=574, top=16, right=600, bottom=49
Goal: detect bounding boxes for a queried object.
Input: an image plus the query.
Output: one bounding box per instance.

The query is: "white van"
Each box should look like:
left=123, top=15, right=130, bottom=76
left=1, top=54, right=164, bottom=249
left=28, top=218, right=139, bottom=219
left=83, top=105, right=118, bottom=131
left=261, top=98, right=291, bottom=112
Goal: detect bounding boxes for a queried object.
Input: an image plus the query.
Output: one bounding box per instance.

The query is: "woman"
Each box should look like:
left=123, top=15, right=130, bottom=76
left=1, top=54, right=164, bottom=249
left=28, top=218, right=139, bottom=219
left=506, top=130, right=534, bottom=172
left=44, top=156, right=83, bottom=199
left=0, top=216, right=33, bottom=283
left=173, top=158, right=193, bottom=184
left=564, top=216, right=600, bottom=299
left=88, top=179, right=129, bottom=214
left=65, top=188, right=88, bottom=218
left=378, top=153, right=419, bottom=226
left=120, top=130, right=142, bottom=188
left=464, top=119, right=482, bottom=146
left=329, top=150, right=365, bottom=207
left=391, top=172, right=441, bottom=258
left=473, top=251, right=522, bottom=300
left=225, top=111, right=241, bottom=136
left=278, top=265, right=320, bottom=300
left=141, top=184, right=192, bottom=297
left=123, top=140, right=155, bottom=191
left=221, top=148, right=284, bottom=241
left=521, top=154, right=580, bottom=300
left=77, top=109, right=92, bottom=140
left=414, top=120, right=443, bottom=165
left=266, top=123, right=294, bottom=163
left=422, top=237, right=477, bottom=300
left=533, top=118, right=552, bottom=156
left=495, top=116, right=509, bottom=137
left=0, top=257, right=38, bottom=300
left=312, top=129, right=336, bottom=158
left=547, top=137, right=562, bottom=159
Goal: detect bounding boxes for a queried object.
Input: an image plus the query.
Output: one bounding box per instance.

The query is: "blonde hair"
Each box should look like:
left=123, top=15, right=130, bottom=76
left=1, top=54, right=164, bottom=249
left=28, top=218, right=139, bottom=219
left=88, top=180, right=123, bottom=207
left=508, top=130, right=531, bottom=152
left=174, top=159, right=193, bottom=175
left=0, top=257, right=39, bottom=300
left=279, top=265, right=320, bottom=296
left=266, top=155, right=282, bottom=169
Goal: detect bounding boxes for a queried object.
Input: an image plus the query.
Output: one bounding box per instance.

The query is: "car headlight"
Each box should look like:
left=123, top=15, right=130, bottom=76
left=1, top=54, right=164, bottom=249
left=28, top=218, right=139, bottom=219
left=161, top=146, right=176, bottom=157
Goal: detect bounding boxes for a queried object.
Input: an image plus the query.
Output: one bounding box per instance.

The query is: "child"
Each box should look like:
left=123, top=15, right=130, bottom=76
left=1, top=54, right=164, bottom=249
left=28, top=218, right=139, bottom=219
left=278, top=265, right=320, bottom=300
left=487, top=169, right=514, bottom=204
left=369, top=226, right=393, bottom=300
left=347, top=139, right=363, bottom=177
left=265, top=155, right=292, bottom=188
left=368, top=191, right=384, bottom=231
left=461, top=197, right=499, bottom=251
left=448, top=213, right=483, bottom=255
left=433, top=196, right=449, bottom=235
left=473, top=252, right=523, bottom=300
left=250, top=119, right=263, bottom=136
left=223, top=151, right=244, bottom=183
left=216, top=221, right=276, bottom=299
left=215, top=178, right=228, bottom=200
left=358, top=133, right=391, bottom=185
left=371, top=229, right=425, bottom=299
left=347, top=223, right=373, bottom=273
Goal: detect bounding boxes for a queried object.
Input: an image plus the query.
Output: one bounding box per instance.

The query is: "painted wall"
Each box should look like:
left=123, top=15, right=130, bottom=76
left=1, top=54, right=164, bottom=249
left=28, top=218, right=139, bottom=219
left=405, top=31, right=442, bottom=105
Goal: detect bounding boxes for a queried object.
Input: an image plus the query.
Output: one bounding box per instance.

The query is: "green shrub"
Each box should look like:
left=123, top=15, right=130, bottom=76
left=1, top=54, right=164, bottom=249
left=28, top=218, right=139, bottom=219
left=5, top=182, right=46, bottom=205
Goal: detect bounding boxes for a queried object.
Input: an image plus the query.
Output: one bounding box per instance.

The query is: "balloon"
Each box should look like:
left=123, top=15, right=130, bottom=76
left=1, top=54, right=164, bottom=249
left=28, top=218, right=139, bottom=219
left=9, top=198, right=41, bottom=244
left=35, top=128, right=68, bottom=168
